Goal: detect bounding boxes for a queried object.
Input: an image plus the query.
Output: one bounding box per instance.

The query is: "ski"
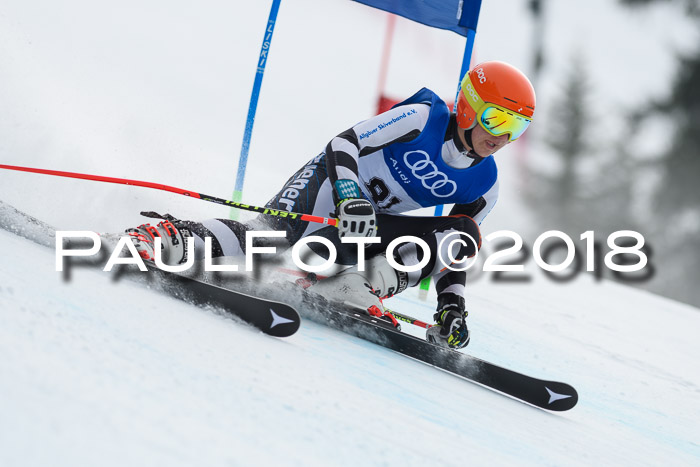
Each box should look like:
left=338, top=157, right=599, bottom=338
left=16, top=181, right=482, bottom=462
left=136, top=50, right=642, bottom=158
left=302, top=295, right=578, bottom=411
left=0, top=200, right=300, bottom=338
left=152, top=270, right=300, bottom=337
left=1, top=199, right=575, bottom=404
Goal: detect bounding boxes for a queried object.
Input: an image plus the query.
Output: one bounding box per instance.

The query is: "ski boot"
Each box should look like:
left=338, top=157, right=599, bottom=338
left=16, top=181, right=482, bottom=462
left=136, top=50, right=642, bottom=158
left=426, top=293, right=470, bottom=349
left=125, top=212, right=193, bottom=266
left=309, top=253, right=408, bottom=328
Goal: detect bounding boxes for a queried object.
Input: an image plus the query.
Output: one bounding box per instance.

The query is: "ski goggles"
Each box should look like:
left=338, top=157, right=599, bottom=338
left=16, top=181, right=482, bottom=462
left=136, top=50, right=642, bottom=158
left=478, top=104, right=531, bottom=142
left=457, top=76, right=532, bottom=141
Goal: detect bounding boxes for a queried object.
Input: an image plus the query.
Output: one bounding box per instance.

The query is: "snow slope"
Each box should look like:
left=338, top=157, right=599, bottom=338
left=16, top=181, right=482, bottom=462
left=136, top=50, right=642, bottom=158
left=1, top=225, right=699, bottom=466
left=1, top=0, right=699, bottom=465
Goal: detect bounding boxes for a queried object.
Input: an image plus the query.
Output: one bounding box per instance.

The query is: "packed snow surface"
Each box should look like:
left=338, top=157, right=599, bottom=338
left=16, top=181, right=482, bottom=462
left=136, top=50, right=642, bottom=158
left=1, top=0, right=699, bottom=465
left=1, top=228, right=698, bottom=466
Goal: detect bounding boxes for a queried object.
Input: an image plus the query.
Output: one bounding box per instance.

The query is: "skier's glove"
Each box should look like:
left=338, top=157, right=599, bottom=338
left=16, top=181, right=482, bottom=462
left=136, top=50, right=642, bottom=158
left=334, top=180, right=377, bottom=238
left=433, top=293, right=470, bottom=349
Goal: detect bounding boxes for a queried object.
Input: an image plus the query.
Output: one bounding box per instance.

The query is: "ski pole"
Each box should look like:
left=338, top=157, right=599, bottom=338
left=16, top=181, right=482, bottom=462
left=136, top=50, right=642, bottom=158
left=385, top=309, right=433, bottom=329
left=0, top=164, right=338, bottom=227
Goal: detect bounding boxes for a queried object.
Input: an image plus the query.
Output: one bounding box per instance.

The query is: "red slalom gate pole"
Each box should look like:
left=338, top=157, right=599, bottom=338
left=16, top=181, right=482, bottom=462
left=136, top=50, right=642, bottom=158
left=0, top=164, right=338, bottom=227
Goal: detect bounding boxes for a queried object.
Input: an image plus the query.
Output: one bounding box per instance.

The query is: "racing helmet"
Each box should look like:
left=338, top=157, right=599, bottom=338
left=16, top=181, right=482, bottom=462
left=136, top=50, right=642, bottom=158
left=456, top=61, right=536, bottom=141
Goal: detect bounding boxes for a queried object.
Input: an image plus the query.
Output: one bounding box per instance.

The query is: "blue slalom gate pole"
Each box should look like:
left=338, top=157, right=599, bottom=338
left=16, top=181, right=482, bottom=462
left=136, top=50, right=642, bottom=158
left=433, top=0, right=482, bottom=219
left=454, top=0, right=482, bottom=105
left=454, top=28, right=478, bottom=112
left=421, top=0, right=482, bottom=292
left=231, top=0, right=282, bottom=219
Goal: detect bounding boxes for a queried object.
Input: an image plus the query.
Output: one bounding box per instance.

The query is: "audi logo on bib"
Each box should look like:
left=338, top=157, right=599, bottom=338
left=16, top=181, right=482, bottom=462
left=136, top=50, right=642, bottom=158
left=403, top=150, right=457, bottom=198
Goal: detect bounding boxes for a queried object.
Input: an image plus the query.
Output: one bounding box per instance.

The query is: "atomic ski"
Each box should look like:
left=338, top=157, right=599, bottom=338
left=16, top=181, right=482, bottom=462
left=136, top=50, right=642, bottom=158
left=153, top=270, right=300, bottom=337
left=0, top=200, right=300, bottom=338
left=303, top=296, right=578, bottom=411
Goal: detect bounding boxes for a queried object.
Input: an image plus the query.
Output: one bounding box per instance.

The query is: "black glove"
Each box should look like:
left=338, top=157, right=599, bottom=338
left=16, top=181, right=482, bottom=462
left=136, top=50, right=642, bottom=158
left=433, top=293, right=470, bottom=349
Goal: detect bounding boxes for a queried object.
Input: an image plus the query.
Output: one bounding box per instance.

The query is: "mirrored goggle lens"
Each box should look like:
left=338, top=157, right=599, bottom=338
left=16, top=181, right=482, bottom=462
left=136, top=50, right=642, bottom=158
left=479, top=106, right=531, bottom=141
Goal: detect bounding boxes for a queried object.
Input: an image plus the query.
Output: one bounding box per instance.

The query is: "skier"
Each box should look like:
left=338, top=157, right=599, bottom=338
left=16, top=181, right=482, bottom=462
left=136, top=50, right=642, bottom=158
left=126, top=61, right=536, bottom=349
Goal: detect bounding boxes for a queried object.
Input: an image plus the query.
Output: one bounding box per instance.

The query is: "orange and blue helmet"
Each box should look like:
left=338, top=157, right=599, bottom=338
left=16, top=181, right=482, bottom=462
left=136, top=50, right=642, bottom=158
left=456, top=61, right=536, bottom=141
